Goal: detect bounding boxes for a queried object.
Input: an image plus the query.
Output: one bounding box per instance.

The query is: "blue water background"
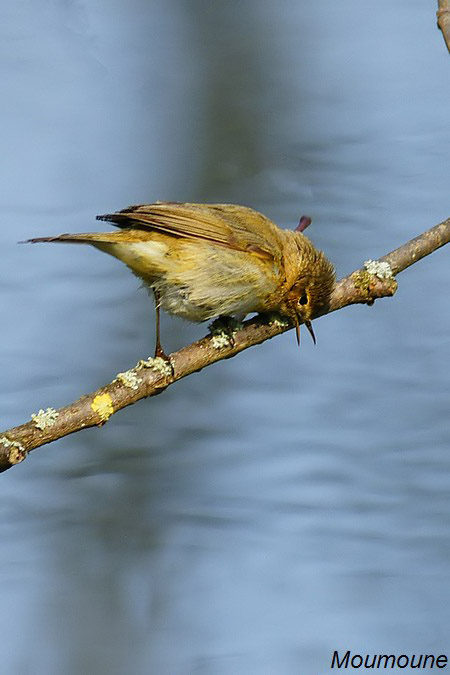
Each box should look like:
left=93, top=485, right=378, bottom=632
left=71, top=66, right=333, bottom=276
left=1, top=2, right=449, bottom=673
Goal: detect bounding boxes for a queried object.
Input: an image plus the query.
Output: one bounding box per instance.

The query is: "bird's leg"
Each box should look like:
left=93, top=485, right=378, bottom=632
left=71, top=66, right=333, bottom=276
left=152, top=290, right=173, bottom=369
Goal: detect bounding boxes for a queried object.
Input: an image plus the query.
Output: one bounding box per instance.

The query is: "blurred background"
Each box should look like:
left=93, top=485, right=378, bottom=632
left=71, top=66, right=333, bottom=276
left=1, top=1, right=449, bottom=673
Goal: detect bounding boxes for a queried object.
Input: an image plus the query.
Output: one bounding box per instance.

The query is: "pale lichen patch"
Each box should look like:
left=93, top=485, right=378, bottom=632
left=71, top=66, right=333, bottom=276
left=115, top=370, right=142, bottom=390
left=364, top=259, right=394, bottom=280
left=138, top=356, right=173, bottom=377
left=0, top=436, right=27, bottom=464
left=91, top=393, right=114, bottom=422
left=211, top=332, right=231, bottom=349
left=31, top=407, right=59, bottom=430
left=267, top=312, right=290, bottom=328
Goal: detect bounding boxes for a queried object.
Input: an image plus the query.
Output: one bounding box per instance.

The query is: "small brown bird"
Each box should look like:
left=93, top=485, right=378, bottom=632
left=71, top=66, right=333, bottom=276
left=26, top=202, right=335, bottom=358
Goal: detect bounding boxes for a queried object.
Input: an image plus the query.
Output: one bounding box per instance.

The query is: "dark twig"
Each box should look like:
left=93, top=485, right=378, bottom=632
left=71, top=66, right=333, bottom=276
left=437, top=0, right=450, bottom=52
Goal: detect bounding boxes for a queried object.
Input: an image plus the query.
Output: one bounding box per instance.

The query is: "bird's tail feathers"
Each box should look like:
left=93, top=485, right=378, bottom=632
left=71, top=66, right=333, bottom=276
left=21, top=233, right=128, bottom=245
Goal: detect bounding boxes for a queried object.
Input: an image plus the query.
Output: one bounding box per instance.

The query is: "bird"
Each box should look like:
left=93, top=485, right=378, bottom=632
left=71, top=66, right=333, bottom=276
left=25, top=202, right=335, bottom=360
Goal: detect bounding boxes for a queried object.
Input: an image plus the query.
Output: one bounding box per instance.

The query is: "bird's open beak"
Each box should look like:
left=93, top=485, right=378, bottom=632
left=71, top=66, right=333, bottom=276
left=293, top=316, right=316, bottom=346
left=295, top=318, right=301, bottom=345
left=291, top=309, right=316, bottom=346
left=304, top=319, right=316, bottom=345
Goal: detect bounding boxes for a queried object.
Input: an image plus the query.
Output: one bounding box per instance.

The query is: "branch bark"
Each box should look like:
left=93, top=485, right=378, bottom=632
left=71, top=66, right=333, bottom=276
left=1, top=217, right=449, bottom=473
left=438, top=0, right=450, bottom=53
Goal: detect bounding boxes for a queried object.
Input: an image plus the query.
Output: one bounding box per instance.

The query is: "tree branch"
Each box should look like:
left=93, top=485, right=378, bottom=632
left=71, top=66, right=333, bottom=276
left=1, top=217, right=449, bottom=473
left=438, top=0, right=450, bottom=53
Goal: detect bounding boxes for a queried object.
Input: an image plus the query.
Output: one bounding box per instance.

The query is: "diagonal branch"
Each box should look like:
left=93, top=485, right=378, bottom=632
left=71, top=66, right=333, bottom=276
left=1, top=217, right=449, bottom=473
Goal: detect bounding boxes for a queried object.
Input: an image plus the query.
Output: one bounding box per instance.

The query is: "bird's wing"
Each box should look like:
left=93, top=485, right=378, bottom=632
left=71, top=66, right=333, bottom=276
left=97, top=202, right=278, bottom=260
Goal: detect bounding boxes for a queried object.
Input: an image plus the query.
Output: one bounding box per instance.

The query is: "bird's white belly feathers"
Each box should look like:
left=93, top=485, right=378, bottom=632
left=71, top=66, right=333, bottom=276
left=96, top=239, right=279, bottom=322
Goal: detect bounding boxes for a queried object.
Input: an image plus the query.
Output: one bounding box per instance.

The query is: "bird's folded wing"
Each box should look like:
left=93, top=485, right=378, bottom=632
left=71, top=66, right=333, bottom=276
left=97, top=202, right=277, bottom=260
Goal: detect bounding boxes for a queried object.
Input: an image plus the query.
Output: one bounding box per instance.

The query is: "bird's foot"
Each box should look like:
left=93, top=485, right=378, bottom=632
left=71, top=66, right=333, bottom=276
left=153, top=344, right=175, bottom=376
left=208, top=315, right=242, bottom=349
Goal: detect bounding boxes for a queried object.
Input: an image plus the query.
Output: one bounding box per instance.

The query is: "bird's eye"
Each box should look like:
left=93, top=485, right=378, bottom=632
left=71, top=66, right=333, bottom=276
left=299, top=293, right=308, bottom=305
